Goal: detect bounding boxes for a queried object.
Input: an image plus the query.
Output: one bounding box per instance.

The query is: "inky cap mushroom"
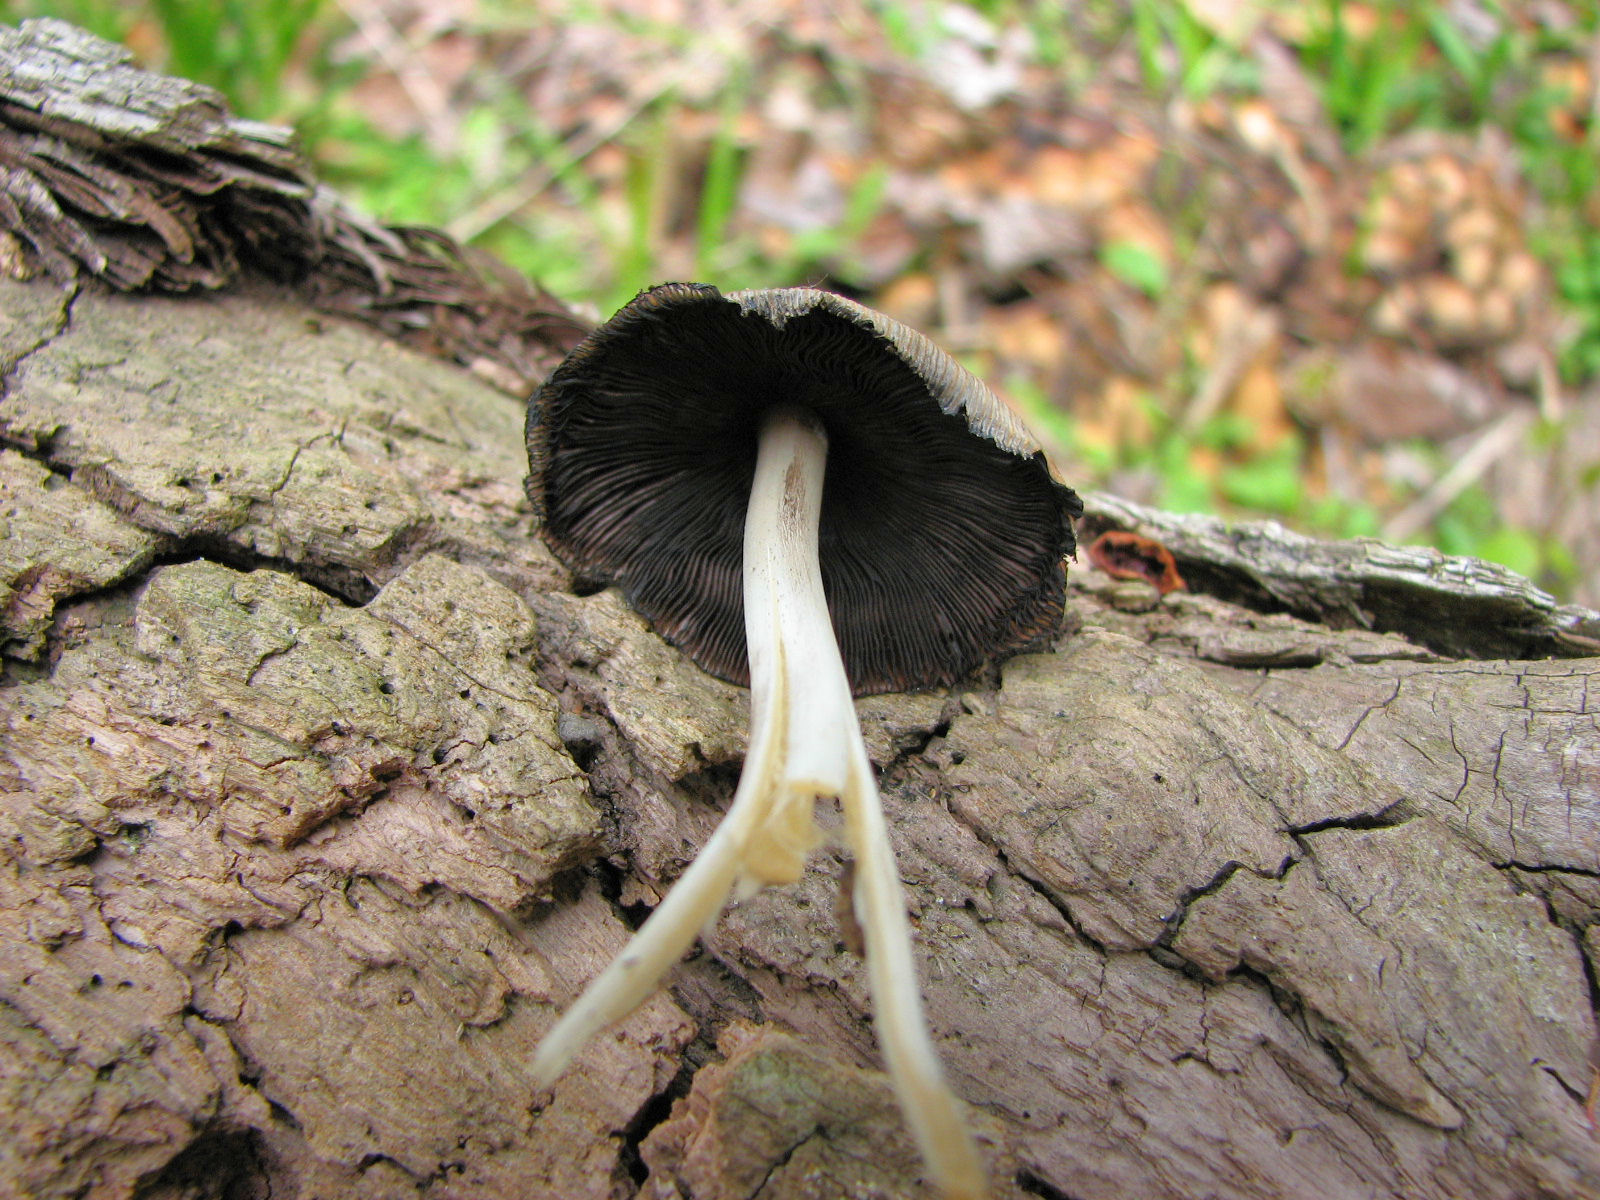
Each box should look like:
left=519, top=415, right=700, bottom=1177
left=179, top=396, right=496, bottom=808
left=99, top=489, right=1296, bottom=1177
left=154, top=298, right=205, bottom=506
left=527, top=284, right=1082, bottom=1200
left=527, top=282, right=1082, bottom=696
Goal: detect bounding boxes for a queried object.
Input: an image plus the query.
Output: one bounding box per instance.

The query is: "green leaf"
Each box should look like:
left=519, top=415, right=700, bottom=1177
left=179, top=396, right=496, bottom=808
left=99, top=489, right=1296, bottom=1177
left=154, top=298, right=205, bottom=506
left=1470, top=527, right=1544, bottom=579
left=1101, top=239, right=1169, bottom=297
left=1220, top=448, right=1303, bottom=514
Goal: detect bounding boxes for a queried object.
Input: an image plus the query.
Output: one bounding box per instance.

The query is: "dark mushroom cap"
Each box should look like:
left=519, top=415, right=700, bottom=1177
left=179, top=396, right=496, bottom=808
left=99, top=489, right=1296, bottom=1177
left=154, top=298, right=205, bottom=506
left=527, top=282, right=1082, bottom=695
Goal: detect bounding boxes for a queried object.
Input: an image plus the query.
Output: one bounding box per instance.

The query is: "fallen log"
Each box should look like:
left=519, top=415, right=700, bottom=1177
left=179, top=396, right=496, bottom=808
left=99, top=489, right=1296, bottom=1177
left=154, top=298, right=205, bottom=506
left=2, top=16, right=1598, bottom=1200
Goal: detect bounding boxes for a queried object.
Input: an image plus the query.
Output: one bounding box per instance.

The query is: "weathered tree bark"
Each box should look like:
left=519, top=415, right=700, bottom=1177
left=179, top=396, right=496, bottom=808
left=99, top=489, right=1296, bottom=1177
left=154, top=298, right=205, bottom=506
left=3, top=271, right=1598, bottom=1200
left=3, top=17, right=1600, bottom=1200
left=0, top=18, right=589, bottom=395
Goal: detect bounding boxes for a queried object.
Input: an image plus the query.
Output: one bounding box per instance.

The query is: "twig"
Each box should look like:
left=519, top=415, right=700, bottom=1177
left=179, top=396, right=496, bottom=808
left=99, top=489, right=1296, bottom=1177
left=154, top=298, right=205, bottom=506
left=1380, top=407, right=1534, bottom=542
left=336, top=0, right=457, bottom=153
left=443, top=34, right=747, bottom=245
left=1179, top=301, right=1279, bottom=434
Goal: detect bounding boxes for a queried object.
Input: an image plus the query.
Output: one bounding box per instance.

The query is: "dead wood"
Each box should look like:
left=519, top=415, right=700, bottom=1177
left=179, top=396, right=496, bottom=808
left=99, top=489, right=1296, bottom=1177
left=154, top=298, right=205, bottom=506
left=1, top=15, right=1599, bottom=1200
left=2, top=270, right=1598, bottom=1200
left=0, top=17, right=589, bottom=394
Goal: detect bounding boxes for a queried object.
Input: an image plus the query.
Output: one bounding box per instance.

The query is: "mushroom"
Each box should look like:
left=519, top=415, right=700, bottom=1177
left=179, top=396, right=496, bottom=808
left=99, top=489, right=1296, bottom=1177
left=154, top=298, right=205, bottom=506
left=526, top=283, right=1081, bottom=1199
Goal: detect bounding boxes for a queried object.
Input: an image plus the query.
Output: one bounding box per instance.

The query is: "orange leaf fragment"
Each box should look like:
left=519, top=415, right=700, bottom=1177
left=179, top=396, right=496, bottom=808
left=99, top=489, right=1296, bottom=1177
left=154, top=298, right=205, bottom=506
left=1086, top=530, right=1186, bottom=595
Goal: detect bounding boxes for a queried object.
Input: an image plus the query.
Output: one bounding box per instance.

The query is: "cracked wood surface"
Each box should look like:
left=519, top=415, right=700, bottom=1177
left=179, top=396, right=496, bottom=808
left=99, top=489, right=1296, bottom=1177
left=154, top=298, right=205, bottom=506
left=2, top=274, right=1599, bottom=1200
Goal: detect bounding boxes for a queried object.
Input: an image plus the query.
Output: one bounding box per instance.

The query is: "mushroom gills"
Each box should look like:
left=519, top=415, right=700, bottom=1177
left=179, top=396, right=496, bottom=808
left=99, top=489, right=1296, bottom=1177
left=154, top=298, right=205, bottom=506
left=531, top=406, right=987, bottom=1200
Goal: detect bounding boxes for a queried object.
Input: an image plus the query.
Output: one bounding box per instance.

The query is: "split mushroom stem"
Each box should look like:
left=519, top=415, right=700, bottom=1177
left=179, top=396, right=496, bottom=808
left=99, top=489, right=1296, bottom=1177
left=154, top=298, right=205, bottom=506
left=532, top=407, right=986, bottom=1200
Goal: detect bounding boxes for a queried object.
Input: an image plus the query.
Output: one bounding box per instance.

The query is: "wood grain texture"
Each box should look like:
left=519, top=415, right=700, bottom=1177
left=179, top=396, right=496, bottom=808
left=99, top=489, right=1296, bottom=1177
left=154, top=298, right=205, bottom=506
left=3, top=275, right=1596, bottom=1199
left=0, top=17, right=589, bottom=392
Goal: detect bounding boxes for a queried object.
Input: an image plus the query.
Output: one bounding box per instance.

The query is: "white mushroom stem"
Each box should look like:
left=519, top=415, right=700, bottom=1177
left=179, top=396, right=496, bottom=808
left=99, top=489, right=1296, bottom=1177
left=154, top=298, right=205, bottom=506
left=531, top=407, right=985, bottom=1200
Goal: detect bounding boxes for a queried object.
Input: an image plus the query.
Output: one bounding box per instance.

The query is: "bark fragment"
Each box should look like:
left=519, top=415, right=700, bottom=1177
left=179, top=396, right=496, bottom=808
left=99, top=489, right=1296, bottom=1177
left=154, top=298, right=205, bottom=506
left=640, top=1022, right=1016, bottom=1200
left=1, top=447, right=160, bottom=657
left=0, top=18, right=589, bottom=391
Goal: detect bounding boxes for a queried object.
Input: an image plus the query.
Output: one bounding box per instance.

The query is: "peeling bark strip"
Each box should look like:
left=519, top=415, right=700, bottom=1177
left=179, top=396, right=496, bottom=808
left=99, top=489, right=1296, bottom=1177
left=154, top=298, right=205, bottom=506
left=0, top=17, right=589, bottom=391
left=3, top=276, right=1599, bottom=1199
left=1080, top=494, right=1600, bottom=661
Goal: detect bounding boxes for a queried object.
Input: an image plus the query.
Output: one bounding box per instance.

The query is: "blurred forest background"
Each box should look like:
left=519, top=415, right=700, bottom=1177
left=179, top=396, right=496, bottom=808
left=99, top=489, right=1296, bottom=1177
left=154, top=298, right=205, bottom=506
left=4, top=0, right=1598, bottom=606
